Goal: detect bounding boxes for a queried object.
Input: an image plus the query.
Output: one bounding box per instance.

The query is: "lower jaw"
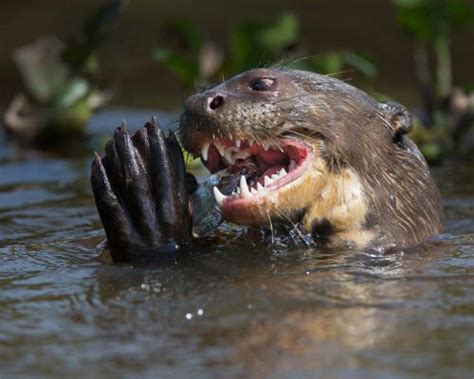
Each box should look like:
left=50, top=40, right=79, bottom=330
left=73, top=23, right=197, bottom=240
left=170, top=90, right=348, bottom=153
left=221, top=172, right=320, bottom=226
left=196, top=135, right=323, bottom=226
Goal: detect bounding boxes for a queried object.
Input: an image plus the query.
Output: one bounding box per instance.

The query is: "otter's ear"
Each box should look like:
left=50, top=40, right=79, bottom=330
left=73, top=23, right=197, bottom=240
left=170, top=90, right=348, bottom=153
left=378, top=101, right=413, bottom=141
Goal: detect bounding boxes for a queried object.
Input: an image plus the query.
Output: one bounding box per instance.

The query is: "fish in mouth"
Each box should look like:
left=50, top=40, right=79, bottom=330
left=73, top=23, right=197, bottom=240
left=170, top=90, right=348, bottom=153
left=179, top=68, right=443, bottom=247
left=200, top=136, right=314, bottom=222
left=91, top=68, right=444, bottom=263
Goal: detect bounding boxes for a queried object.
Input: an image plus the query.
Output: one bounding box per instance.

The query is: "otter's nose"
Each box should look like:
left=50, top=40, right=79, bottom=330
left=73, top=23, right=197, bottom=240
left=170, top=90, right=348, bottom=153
left=207, top=94, right=225, bottom=111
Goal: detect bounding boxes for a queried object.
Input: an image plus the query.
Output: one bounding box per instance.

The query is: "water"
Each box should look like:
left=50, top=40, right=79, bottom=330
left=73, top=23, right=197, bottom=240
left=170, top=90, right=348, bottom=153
left=0, top=109, right=473, bottom=379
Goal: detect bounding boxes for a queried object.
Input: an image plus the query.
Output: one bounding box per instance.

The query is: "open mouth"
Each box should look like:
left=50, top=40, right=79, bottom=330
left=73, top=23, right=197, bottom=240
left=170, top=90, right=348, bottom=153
left=198, top=136, right=314, bottom=210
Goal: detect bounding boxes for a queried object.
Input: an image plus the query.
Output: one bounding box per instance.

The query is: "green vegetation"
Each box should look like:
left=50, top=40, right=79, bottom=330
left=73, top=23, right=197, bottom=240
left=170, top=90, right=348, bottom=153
left=153, top=14, right=376, bottom=90
left=394, top=0, right=474, bottom=161
left=2, top=0, right=124, bottom=147
left=155, top=5, right=474, bottom=163
left=2, top=1, right=473, bottom=162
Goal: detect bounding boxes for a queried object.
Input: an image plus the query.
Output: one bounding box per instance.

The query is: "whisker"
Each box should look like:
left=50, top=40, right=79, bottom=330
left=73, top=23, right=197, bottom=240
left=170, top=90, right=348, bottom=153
left=324, top=69, right=355, bottom=78
left=221, top=72, right=227, bottom=91
left=265, top=210, right=275, bottom=245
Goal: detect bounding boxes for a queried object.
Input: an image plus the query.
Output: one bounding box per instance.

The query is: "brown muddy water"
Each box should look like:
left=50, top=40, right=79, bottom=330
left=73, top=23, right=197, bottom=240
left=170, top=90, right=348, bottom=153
left=0, top=109, right=473, bottom=379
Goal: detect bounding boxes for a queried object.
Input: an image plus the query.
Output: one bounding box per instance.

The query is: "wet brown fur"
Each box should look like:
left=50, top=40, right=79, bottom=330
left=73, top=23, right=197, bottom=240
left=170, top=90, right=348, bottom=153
left=179, top=68, right=444, bottom=249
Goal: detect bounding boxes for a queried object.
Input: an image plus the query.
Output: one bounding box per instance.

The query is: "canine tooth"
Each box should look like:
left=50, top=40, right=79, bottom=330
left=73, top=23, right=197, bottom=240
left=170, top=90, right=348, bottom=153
left=257, top=182, right=264, bottom=191
left=279, top=168, right=287, bottom=177
left=215, top=143, right=226, bottom=157
left=264, top=175, right=273, bottom=186
left=236, top=139, right=241, bottom=148
left=289, top=160, right=296, bottom=171
left=250, top=188, right=258, bottom=195
left=201, top=142, right=210, bottom=161
left=248, top=139, right=255, bottom=147
left=240, top=175, right=253, bottom=198
left=213, top=186, right=227, bottom=206
left=224, top=149, right=234, bottom=164
left=233, top=151, right=250, bottom=160
left=262, top=141, right=270, bottom=151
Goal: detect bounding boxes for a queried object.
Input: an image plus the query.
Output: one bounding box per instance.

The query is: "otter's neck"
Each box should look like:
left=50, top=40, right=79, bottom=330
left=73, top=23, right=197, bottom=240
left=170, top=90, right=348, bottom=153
left=302, top=167, right=375, bottom=248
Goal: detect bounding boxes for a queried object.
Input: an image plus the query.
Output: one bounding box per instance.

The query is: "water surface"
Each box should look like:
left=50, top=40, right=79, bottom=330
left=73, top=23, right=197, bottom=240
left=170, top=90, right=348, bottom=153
left=0, top=109, right=473, bottom=379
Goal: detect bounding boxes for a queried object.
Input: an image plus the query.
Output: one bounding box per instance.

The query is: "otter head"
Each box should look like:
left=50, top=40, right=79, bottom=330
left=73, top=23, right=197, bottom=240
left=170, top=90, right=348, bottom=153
left=180, top=68, right=443, bottom=248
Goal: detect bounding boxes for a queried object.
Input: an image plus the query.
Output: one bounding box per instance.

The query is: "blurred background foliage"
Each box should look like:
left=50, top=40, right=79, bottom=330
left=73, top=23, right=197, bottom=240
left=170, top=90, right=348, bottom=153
left=2, top=0, right=124, bottom=147
left=394, top=0, right=474, bottom=161
left=1, top=0, right=473, bottom=162
left=153, top=14, right=377, bottom=88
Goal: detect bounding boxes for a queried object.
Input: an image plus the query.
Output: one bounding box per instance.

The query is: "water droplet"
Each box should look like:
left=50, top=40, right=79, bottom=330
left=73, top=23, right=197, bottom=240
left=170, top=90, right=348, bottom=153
left=185, top=313, right=193, bottom=320
left=197, top=309, right=204, bottom=316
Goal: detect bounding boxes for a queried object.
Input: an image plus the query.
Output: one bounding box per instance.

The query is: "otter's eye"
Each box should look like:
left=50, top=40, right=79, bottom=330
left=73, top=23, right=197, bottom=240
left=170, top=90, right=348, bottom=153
left=250, top=77, right=276, bottom=91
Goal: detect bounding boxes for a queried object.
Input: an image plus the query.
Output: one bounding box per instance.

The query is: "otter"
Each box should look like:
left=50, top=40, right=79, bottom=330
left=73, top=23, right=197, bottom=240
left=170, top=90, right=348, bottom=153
left=91, top=68, right=444, bottom=262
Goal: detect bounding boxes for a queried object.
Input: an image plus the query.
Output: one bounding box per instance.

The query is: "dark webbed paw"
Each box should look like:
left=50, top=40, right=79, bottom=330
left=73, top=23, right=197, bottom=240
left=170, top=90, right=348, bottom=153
left=91, top=118, right=191, bottom=263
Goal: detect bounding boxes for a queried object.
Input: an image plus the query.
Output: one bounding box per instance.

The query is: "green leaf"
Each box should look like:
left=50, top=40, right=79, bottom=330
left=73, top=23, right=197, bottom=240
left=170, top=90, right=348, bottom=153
left=153, top=48, right=199, bottom=86
left=53, top=78, right=90, bottom=109
left=229, top=13, right=300, bottom=72
left=421, top=142, right=443, bottom=162
left=311, top=53, right=345, bottom=75
left=394, top=0, right=474, bottom=40
left=290, top=51, right=377, bottom=79
left=343, top=52, right=378, bottom=79
left=257, top=13, right=299, bottom=52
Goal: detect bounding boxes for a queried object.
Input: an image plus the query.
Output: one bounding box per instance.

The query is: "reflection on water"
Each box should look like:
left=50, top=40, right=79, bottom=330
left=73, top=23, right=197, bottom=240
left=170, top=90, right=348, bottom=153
left=0, top=110, right=473, bottom=378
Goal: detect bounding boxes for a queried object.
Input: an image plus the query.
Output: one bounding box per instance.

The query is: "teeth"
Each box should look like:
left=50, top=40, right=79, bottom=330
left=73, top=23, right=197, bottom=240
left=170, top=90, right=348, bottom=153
left=240, top=175, right=253, bottom=198
left=224, top=149, right=234, bottom=164
left=262, top=169, right=287, bottom=187
left=215, top=143, right=225, bottom=157
left=233, top=151, right=250, bottom=160
left=213, top=186, right=227, bottom=206
left=264, top=175, right=273, bottom=186
left=207, top=138, right=292, bottom=192
left=214, top=143, right=245, bottom=165
left=215, top=168, right=287, bottom=202
left=201, top=142, right=210, bottom=161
